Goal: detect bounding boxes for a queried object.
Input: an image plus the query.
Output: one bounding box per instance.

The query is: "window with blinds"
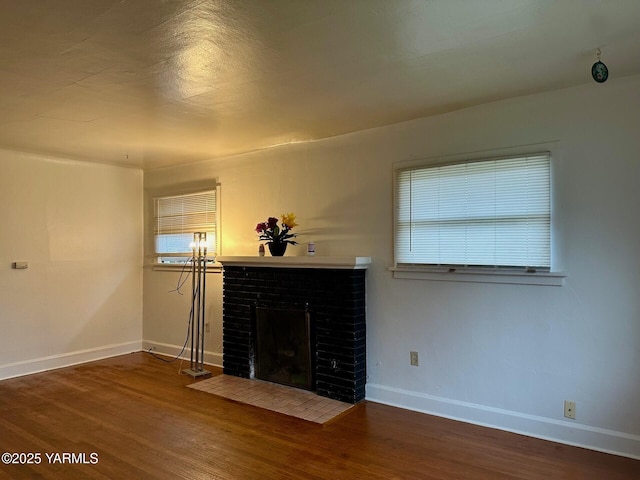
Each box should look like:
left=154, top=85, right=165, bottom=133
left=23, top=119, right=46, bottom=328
left=395, top=153, right=551, bottom=270
left=154, top=189, right=217, bottom=263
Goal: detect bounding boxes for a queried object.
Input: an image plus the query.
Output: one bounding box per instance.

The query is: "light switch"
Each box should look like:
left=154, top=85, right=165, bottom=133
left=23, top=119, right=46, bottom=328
left=12, top=262, right=28, bottom=269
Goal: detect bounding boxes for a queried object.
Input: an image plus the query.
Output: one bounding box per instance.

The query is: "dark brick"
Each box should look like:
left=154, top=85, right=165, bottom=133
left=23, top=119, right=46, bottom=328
left=222, top=265, right=367, bottom=404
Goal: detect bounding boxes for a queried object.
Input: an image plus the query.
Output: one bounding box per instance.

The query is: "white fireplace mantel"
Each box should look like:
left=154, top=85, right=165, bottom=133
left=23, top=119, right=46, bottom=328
left=216, top=256, right=371, bottom=270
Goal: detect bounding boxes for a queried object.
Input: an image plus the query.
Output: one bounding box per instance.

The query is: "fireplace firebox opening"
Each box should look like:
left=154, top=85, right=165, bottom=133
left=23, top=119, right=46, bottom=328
left=254, top=306, right=314, bottom=391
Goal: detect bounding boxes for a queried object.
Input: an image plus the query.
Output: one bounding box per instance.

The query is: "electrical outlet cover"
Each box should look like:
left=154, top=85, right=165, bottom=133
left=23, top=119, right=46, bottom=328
left=564, top=400, right=576, bottom=419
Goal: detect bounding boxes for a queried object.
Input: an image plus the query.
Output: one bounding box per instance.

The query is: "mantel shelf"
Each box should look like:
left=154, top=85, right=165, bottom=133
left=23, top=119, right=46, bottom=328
left=216, top=256, right=371, bottom=270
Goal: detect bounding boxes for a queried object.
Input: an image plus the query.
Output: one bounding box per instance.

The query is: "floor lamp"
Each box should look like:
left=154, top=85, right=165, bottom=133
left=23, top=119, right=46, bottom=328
left=183, top=232, right=211, bottom=378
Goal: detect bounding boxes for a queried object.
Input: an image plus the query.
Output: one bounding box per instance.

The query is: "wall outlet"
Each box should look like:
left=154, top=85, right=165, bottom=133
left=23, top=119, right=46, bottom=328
left=564, top=400, right=576, bottom=419
left=410, top=351, right=419, bottom=366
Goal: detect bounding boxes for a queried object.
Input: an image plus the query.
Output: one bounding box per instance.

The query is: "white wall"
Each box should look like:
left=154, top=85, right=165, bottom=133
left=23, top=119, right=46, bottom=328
left=143, top=75, right=640, bottom=457
left=0, top=150, right=143, bottom=378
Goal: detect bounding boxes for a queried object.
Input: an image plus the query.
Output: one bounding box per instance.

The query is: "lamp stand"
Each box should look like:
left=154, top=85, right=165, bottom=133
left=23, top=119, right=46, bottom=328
left=183, top=232, right=211, bottom=378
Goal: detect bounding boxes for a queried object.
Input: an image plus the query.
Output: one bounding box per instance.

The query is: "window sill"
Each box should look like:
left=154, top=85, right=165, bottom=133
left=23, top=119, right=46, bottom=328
left=389, top=266, right=566, bottom=286
left=145, top=263, right=222, bottom=273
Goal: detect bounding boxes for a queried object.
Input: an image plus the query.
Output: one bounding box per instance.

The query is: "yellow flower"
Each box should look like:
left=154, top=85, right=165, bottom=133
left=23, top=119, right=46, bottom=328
left=281, top=212, right=298, bottom=229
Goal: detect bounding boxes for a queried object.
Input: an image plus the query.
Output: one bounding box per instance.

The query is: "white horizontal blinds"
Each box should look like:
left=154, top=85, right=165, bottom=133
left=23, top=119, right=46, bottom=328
left=396, top=154, right=550, bottom=268
left=154, top=190, right=216, bottom=255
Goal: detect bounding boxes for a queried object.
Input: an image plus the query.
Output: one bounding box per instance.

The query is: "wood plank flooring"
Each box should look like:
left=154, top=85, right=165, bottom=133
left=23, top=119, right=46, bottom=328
left=0, top=353, right=638, bottom=479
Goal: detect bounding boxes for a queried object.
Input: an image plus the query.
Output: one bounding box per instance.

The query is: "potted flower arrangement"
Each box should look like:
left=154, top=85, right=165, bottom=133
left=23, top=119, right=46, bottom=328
left=255, top=213, right=298, bottom=256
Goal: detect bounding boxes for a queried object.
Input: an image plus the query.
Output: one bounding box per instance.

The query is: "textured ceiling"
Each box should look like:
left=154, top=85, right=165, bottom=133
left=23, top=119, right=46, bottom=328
left=2, top=0, right=640, bottom=169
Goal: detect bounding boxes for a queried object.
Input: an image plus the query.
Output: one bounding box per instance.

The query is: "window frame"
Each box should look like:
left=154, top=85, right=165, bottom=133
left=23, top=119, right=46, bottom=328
left=146, top=183, right=221, bottom=270
left=391, top=144, right=565, bottom=286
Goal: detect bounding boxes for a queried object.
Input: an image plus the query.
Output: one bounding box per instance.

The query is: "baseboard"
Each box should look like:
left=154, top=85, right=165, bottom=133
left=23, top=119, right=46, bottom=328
left=0, top=341, right=143, bottom=381
left=141, top=339, right=223, bottom=369
left=366, top=383, right=640, bottom=460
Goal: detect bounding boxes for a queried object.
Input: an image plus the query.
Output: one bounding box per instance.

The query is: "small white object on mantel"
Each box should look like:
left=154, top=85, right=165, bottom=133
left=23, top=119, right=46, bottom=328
left=216, top=256, right=371, bottom=270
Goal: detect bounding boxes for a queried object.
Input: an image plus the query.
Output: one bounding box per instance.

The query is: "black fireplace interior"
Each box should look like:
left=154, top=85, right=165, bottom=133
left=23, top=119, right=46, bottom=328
left=255, top=306, right=313, bottom=390
left=223, top=266, right=366, bottom=403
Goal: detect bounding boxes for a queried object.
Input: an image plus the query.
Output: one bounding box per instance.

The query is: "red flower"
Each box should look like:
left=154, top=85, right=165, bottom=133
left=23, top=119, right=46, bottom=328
left=267, top=217, right=278, bottom=229
left=255, top=222, right=267, bottom=233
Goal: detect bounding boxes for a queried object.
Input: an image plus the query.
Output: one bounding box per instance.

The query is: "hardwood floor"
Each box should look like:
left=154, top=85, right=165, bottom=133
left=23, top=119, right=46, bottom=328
left=0, top=353, right=638, bottom=479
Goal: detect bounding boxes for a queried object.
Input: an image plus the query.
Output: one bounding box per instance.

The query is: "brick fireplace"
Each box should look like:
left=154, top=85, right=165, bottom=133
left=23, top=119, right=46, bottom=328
left=217, top=256, right=370, bottom=404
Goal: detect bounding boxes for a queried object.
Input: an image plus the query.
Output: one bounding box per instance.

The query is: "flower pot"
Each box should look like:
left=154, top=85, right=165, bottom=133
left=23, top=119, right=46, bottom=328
left=268, top=242, right=287, bottom=256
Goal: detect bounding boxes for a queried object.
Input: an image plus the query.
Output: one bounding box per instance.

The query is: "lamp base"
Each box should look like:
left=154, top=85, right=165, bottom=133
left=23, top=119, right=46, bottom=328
left=183, top=368, right=212, bottom=378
